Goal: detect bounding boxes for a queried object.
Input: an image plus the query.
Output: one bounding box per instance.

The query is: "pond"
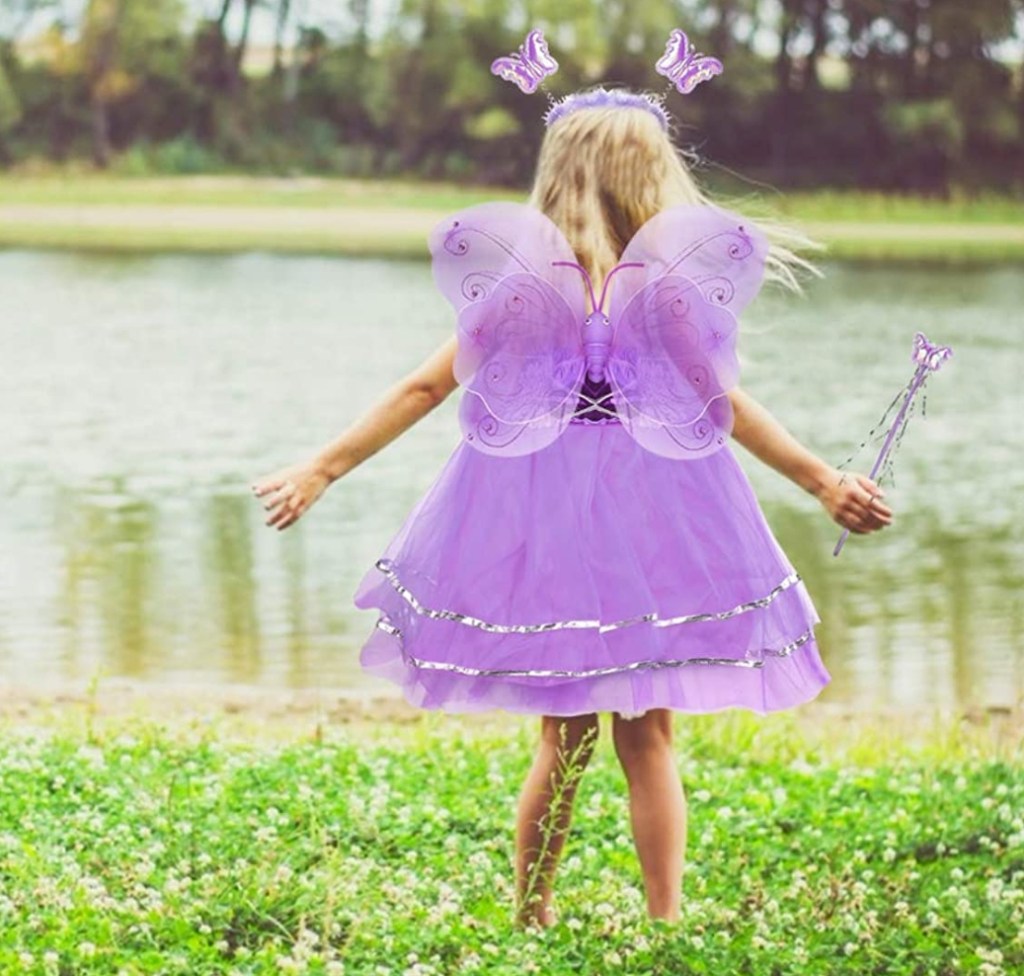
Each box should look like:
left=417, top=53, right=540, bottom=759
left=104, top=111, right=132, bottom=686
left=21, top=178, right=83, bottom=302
left=1, top=250, right=1021, bottom=711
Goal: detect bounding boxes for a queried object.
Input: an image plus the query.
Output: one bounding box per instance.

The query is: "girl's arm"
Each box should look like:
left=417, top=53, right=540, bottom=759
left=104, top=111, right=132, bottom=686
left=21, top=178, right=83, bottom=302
left=314, top=335, right=459, bottom=482
left=254, top=337, right=459, bottom=531
left=726, top=386, right=893, bottom=534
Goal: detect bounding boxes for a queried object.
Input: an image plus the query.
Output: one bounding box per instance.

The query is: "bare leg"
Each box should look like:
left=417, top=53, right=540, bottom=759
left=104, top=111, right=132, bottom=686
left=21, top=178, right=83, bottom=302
left=514, top=713, right=599, bottom=928
left=612, top=708, right=686, bottom=921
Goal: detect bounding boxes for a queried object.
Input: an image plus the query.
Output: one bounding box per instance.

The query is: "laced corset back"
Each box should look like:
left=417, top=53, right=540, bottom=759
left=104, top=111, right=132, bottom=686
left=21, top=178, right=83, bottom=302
left=571, top=373, right=619, bottom=425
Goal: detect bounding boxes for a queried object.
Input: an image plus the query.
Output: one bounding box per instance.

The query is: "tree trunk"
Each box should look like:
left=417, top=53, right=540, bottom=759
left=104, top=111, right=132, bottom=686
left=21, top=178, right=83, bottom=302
left=86, top=0, right=123, bottom=168
left=803, top=0, right=829, bottom=91
left=771, top=0, right=799, bottom=179
left=90, top=97, right=111, bottom=167
left=272, top=0, right=292, bottom=77
left=234, top=0, right=256, bottom=75
left=709, top=0, right=739, bottom=58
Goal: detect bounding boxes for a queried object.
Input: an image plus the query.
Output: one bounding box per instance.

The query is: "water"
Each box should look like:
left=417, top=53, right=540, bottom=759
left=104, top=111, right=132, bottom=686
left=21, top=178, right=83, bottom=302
left=1, top=250, right=1021, bottom=710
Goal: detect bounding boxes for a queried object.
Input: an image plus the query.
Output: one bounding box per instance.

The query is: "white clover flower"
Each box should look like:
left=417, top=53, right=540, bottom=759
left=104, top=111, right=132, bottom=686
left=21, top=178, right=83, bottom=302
left=883, top=847, right=896, bottom=863
left=951, top=867, right=965, bottom=881
left=78, top=942, right=97, bottom=957
left=843, top=942, right=857, bottom=955
left=692, top=789, right=711, bottom=802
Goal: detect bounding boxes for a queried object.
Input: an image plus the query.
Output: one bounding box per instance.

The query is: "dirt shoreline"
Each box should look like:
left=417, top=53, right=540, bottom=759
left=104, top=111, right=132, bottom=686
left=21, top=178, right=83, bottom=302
left=2, top=677, right=1022, bottom=752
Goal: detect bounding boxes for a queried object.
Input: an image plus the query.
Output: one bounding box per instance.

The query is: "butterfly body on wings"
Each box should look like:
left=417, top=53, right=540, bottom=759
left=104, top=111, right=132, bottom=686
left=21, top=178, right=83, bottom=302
left=581, top=311, right=612, bottom=384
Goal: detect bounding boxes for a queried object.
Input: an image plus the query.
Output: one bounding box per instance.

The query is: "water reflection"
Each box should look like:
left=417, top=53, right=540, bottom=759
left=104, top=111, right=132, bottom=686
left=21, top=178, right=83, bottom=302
left=1, top=251, right=1021, bottom=709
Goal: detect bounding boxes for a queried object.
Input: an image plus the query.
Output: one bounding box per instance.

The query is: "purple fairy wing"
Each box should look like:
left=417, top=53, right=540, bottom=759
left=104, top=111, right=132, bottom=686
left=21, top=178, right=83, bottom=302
left=429, top=201, right=586, bottom=315
left=605, top=275, right=739, bottom=458
left=604, top=205, right=769, bottom=459
left=428, top=203, right=587, bottom=457
left=614, top=203, right=770, bottom=315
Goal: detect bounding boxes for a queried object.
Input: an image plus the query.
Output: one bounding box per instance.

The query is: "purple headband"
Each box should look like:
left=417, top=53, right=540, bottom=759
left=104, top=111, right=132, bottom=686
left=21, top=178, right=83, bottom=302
left=490, top=27, right=722, bottom=131
left=543, top=87, right=671, bottom=130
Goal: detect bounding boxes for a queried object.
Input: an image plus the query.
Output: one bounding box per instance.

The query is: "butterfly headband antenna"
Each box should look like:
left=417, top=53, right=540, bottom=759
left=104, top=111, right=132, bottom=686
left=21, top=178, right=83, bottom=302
left=490, top=27, right=723, bottom=131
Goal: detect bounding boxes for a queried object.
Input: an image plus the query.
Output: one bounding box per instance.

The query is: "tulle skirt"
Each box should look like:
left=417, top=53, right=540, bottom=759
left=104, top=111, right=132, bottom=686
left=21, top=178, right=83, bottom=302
left=353, top=420, right=830, bottom=717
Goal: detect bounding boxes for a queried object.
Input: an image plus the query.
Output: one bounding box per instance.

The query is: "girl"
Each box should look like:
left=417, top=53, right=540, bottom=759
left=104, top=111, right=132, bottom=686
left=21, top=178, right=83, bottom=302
left=252, top=95, right=892, bottom=928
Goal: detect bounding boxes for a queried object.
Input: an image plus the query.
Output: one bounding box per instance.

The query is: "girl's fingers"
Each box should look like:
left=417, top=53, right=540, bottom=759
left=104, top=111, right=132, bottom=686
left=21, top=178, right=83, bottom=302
left=262, top=486, right=290, bottom=512
left=268, top=492, right=307, bottom=528
left=265, top=492, right=296, bottom=525
left=855, top=476, right=893, bottom=516
left=253, top=478, right=288, bottom=498
left=855, top=473, right=884, bottom=496
left=254, top=467, right=326, bottom=530
left=252, top=478, right=280, bottom=497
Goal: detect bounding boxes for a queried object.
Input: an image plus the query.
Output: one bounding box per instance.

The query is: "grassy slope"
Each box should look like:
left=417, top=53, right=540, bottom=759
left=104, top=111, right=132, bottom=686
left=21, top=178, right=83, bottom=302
left=1, top=176, right=1023, bottom=262
left=0, top=705, right=1021, bottom=974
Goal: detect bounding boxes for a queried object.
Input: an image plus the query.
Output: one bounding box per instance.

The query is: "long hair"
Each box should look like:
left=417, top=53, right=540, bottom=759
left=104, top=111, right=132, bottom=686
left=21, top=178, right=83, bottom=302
left=527, top=97, right=821, bottom=306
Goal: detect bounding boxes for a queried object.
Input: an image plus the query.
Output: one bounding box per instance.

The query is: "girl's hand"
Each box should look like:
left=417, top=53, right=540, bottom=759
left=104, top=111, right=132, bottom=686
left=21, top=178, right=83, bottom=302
left=251, top=460, right=331, bottom=531
left=814, top=466, right=894, bottom=535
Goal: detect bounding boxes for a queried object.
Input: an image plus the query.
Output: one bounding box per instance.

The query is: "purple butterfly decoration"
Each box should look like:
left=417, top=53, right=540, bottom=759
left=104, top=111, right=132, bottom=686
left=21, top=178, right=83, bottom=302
left=428, top=202, right=770, bottom=460
left=490, top=28, right=559, bottom=94
left=655, top=29, right=723, bottom=95
left=833, top=331, right=953, bottom=557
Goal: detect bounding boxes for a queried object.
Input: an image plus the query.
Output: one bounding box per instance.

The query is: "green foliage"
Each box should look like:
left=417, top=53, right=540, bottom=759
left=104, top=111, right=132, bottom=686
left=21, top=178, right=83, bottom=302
left=464, top=107, right=520, bottom=141
left=0, top=712, right=1021, bottom=973
left=0, top=0, right=1020, bottom=191
left=112, top=136, right=227, bottom=175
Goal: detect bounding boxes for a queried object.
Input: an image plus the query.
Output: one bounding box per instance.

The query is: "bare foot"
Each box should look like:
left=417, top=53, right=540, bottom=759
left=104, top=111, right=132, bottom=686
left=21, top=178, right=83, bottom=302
left=515, top=900, right=558, bottom=929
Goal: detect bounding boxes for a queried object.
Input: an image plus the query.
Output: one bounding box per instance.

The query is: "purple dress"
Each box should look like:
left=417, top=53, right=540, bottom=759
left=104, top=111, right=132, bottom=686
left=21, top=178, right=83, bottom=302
left=352, top=202, right=831, bottom=717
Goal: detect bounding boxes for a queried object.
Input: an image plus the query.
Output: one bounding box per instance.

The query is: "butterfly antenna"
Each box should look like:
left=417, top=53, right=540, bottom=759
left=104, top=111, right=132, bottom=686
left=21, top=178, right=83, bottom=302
left=596, top=262, right=644, bottom=314
left=551, top=260, right=598, bottom=313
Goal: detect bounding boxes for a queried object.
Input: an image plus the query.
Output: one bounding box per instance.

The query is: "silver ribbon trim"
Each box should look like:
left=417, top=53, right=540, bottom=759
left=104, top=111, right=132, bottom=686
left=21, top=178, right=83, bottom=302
left=373, top=558, right=802, bottom=634
left=375, top=614, right=815, bottom=674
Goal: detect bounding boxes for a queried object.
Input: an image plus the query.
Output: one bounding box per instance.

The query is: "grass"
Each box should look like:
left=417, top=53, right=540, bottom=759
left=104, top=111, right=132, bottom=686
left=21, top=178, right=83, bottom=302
left=1, top=701, right=1022, bottom=975
left=1, top=175, right=1023, bottom=262
left=0, top=174, right=519, bottom=210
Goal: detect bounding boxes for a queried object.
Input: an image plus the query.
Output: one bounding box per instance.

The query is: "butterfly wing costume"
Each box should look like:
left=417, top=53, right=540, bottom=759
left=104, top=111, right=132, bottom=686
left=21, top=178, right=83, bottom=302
left=353, top=202, right=830, bottom=716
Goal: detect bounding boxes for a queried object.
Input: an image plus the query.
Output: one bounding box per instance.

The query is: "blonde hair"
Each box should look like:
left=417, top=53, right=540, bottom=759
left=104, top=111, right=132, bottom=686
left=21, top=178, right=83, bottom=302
left=527, top=96, right=822, bottom=305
